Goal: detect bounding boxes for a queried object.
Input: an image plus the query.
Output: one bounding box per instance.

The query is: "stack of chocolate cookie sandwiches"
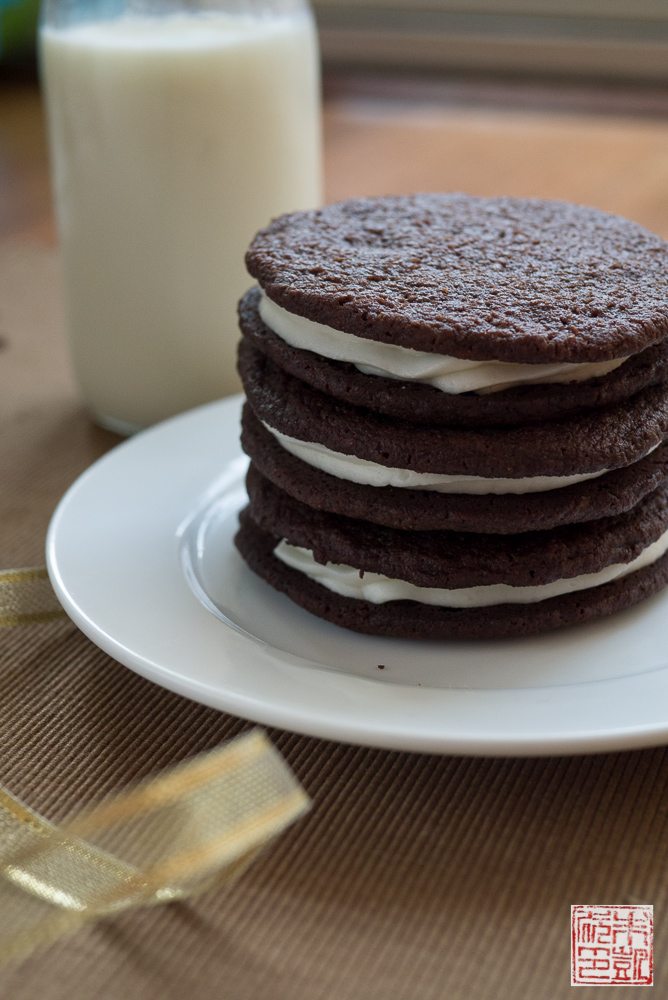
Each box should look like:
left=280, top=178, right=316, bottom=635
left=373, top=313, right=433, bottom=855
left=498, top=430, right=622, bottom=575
left=235, top=194, right=668, bottom=639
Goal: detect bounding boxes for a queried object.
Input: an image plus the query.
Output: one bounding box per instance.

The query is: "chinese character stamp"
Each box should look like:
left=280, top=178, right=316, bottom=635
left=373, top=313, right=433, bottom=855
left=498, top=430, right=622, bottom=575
left=572, top=905, right=653, bottom=986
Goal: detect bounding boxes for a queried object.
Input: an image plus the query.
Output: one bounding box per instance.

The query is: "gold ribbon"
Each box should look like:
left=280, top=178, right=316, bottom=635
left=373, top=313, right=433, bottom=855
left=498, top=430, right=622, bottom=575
left=0, top=568, right=310, bottom=966
left=0, top=568, right=67, bottom=627
left=0, top=730, right=310, bottom=967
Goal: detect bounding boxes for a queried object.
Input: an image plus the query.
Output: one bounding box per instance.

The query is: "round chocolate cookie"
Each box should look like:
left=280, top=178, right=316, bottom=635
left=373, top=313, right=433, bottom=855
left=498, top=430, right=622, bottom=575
left=239, top=289, right=668, bottom=428
left=238, top=339, right=668, bottom=479
left=244, top=467, right=668, bottom=588
left=241, top=406, right=668, bottom=534
left=235, top=509, right=668, bottom=640
left=245, top=194, right=668, bottom=364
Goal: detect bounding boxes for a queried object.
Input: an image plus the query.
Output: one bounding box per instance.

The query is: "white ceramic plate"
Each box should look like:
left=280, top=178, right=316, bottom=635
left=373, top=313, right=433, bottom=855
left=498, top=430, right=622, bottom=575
left=47, top=395, right=668, bottom=756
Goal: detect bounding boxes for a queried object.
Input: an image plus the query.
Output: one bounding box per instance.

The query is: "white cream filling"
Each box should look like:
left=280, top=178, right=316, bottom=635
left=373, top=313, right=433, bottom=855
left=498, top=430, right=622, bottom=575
left=274, top=528, right=668, bottom=608
left=259, top=291, right=627, bottom=396
left=263, top=422, right=609, bottom=495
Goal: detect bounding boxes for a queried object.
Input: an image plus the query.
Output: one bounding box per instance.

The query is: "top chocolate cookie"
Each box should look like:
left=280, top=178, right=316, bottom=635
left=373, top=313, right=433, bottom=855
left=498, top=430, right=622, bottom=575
left=246, top=194, right=668, bottom=364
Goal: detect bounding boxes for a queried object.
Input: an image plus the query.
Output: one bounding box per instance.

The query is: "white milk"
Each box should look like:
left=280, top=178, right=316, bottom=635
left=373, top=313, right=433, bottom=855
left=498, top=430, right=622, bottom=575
left=40, top=12, right=322, bottom=431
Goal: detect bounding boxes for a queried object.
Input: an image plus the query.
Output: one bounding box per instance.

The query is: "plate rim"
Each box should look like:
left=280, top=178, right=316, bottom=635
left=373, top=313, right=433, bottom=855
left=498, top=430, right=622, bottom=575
left=46, top=395, right=668, bottom=757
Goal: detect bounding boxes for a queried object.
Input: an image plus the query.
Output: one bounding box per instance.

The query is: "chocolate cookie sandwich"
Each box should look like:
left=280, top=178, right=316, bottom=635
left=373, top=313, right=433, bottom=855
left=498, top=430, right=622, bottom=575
left=240, top=405, right=668, bottom=534
left=244, top=194, right=668, bottom=422
left=235, top=193, right=668, bottom=638
left=239, top=343, right=668, bottom=533
left=236, top=470, right=668, bottom=640
left=239, top=286, right=668, bottom=428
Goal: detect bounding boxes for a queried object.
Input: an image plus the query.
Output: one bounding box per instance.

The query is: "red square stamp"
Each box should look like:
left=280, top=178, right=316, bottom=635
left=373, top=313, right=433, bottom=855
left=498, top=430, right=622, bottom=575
left=572, top=905, right=653, bottom=986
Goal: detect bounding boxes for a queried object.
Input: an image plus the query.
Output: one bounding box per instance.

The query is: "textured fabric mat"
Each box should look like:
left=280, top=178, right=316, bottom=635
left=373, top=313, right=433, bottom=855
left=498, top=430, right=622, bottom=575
left=1, top=617, right=668, bottom=999
left=1, top=243, right=667, bottom=998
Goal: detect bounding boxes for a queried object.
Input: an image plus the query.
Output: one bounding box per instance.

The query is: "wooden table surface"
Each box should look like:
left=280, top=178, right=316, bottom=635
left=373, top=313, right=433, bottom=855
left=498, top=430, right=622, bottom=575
left=0, top=77, right=668, bottom=245
left=3, top=73, right=668, bottom=246
left=2, top=71, right=668, bottom=436
left=2, top=70, right=668, bottom=559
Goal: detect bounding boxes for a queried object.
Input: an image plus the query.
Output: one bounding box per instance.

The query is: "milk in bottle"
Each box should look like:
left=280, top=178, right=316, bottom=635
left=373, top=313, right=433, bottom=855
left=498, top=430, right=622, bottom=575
left=40, top=7, right=322, bottom=432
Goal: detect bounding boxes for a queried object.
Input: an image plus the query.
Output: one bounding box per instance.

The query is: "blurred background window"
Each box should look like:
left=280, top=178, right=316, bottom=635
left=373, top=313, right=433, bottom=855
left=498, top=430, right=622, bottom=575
left=316, top=0, right=668, bottom=81
left=2, top=0, right=668, bottom=82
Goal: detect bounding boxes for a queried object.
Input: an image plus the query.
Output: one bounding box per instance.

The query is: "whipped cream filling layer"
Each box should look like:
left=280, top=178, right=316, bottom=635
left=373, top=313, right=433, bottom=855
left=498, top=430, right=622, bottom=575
left=263, top=423, right=609, bottom=495
left=274, top=528, right=668, bottom=608
left=259, top=291, right=627, bottom=396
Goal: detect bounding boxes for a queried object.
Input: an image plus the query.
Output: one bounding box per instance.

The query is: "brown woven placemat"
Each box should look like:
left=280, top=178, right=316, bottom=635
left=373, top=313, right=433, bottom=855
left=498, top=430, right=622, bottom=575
left=1, top=244, right=667, bottom=998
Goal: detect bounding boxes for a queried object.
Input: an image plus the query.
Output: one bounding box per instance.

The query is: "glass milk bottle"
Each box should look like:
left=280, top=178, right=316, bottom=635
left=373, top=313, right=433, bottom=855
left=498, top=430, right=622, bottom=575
left=40, top=0, right=322, bottom=434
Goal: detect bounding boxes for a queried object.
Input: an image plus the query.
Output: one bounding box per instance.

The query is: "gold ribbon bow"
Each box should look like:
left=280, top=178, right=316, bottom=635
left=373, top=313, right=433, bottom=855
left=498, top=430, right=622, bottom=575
left=0, top=569, right=310, bottom=966
left=0, top=568, right=67, bottom=627
left=0, top=730, right=310, bottom=968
